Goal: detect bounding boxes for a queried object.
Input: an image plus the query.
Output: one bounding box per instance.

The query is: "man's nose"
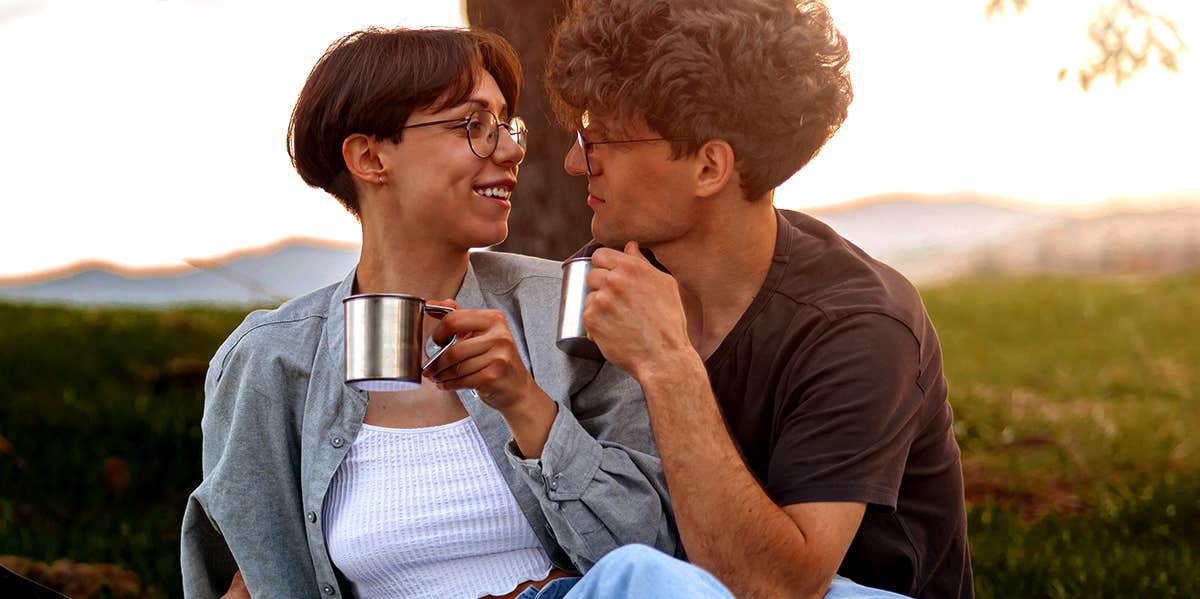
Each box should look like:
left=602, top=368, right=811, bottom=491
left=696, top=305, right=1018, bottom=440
left=564, top=137, right=588, bottom=176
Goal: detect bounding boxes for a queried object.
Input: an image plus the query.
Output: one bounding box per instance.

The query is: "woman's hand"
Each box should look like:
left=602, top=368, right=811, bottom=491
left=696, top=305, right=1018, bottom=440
left=221, top=569, right=250, bottom=599
left=423, top=305, right=558, bottom=457
left=423, top=307, right=538, bottom=411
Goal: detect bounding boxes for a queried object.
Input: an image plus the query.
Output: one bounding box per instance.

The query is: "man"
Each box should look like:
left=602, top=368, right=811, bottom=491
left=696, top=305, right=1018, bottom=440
left=541, top=1, right=973, bottom=598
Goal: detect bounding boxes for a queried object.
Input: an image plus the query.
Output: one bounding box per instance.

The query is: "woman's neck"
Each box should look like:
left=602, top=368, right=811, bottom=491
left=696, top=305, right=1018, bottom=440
left=354, top=228, right=470, bottom=301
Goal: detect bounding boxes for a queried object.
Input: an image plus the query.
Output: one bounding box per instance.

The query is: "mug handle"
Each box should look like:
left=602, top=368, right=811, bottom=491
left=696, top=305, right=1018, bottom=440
left=420, top=305, right=457, bottom=370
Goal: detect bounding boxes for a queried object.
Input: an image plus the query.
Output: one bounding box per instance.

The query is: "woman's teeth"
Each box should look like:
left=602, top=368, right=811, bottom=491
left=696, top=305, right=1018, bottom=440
left=475, top=187, right=511, bottom=199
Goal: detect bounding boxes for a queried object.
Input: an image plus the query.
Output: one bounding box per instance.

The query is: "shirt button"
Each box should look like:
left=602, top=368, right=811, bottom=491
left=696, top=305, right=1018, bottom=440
left=323, top=584, right=335, bottom=595
left=549, top=479, right=558, bottom=491
left=330, top=435, right=345, bottom=448
left=307, top=511, right=317, bottom=523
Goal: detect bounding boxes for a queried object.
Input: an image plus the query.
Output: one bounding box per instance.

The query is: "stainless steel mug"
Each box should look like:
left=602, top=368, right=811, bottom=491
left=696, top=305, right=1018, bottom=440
left=556, top=257, right=604, bottom=359
left=343, top=294, right=455, bottom=391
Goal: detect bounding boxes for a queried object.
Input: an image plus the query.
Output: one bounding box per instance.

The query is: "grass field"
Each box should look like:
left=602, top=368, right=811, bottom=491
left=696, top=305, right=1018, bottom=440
left=0, top=274, right=1197, bottom=598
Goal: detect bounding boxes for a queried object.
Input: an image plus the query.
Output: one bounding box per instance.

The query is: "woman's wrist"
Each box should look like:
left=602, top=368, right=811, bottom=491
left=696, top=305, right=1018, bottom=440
left=501, top=387, right=558, bottom=459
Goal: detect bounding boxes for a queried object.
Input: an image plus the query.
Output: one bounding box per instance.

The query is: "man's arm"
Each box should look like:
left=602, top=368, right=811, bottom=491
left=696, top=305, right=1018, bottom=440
left=582, top=243, right=858, bottom=597
left=637, top=349, right=863, bottom=599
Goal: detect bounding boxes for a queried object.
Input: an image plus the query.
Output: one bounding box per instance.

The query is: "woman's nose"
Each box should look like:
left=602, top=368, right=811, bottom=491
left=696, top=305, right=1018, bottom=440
left=493, top=128, right=525, bottom=166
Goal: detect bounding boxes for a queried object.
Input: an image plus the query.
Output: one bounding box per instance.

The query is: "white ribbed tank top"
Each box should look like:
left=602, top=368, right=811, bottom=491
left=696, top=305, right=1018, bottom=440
left=322, top=417, right=552, bottom=599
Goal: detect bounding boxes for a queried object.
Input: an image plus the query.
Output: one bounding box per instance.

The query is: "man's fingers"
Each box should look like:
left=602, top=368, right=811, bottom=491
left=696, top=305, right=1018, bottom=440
left=590, top=247, right=626, bottom=269
left=585, top=266, right=609, bottom=292
left=591, top=244, right=650, bottom=273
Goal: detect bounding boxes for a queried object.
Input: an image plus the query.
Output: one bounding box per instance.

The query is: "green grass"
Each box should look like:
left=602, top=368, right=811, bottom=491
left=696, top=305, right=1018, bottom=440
left=0, top=274, right=1197, bottom=598
left=0, top=303, right=254, bottom=598
left=921, top=274, right=1199, bottom=598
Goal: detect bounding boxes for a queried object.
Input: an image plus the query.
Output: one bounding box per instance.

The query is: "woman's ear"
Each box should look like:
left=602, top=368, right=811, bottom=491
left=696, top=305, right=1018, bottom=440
left=693, top=138, right=736, bottom=199
left=342, top=134, right=387, bottom=186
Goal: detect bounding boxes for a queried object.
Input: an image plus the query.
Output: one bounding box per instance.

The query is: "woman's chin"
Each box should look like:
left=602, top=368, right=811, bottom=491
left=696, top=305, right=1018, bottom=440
left=463, top=223, right=508, bottom=250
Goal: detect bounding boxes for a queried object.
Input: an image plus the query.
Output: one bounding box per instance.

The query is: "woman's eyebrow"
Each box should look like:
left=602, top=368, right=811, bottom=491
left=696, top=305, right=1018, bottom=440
left=465, top=97, right=509, bottom=118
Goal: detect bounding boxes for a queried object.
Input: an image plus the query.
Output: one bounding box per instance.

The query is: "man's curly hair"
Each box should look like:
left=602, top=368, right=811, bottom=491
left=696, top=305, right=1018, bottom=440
left=546, top=0, right=851, bottom=200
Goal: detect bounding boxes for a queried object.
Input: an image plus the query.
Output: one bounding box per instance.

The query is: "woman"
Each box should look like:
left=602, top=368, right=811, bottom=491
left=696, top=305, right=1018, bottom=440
left=180, top=27, right=677, bottom=598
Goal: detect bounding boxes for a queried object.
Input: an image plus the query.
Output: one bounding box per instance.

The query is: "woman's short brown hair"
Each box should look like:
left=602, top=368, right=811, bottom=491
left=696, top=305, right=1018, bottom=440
left=546, top=0, right=851, bottom=200
left=288, top=27, right=521, bottom=217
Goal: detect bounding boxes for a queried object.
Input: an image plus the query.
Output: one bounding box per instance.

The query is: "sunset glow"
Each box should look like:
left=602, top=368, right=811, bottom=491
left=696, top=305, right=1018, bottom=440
left=1, top=0, right=1197, bottom=277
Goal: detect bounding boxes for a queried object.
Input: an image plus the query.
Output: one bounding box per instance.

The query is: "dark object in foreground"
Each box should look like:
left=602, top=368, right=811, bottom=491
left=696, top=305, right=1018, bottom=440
left=1, top=562, right=70, bottom=599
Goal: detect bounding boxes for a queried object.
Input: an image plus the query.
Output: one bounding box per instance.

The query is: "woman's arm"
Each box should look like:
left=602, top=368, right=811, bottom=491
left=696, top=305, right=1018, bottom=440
left=427, top=309, right=679, bottom=571
left=180, top=357, right=241, bottom=599
left=507, top=361, right=679, bottom=571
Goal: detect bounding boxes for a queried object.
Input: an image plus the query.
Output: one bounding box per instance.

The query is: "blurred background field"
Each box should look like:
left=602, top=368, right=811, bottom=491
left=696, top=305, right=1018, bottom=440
left=2, top=1, right=1199, bottom=597
left=1, top=272, right=1196, bottom=598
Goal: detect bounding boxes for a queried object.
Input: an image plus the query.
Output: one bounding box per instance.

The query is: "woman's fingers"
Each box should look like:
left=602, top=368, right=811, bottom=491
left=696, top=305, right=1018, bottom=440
left=431, top=351, right=505, bottom=389
left=428, top=308, right=509, bottom=346
left=423, top=334, right=493, bottom=379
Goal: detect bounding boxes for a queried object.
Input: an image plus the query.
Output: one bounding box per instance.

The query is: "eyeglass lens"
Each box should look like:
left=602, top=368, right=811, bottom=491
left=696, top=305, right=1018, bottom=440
left=577, top=131, right=593, bottom=175
left=466, top=111, right=527, bottom=159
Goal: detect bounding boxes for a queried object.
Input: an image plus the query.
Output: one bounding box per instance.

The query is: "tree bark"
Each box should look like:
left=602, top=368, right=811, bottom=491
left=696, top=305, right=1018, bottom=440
left=466, top=0, right=593, bottom=260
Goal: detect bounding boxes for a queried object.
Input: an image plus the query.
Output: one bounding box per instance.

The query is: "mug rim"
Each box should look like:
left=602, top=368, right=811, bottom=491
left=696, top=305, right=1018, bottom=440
left=342, top=292, right=425, bottom=304
left=561, top=256, right=593, bottom=267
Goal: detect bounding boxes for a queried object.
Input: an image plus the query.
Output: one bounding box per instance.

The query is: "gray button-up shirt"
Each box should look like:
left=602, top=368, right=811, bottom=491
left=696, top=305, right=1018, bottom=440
left=181, top=251, right=678, bottom=598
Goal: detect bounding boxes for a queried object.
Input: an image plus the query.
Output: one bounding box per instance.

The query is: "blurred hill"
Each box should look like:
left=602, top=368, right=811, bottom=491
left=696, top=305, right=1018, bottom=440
left=810, top=193, right=1200, bottom=283
left=2, top=194, right=1199, bottom=305
left=0, top=241, right=357, bottom=306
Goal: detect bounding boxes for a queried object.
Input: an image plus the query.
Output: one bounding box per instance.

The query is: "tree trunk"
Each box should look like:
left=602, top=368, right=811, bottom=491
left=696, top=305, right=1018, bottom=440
left=466, top=0, right=593, bottom=260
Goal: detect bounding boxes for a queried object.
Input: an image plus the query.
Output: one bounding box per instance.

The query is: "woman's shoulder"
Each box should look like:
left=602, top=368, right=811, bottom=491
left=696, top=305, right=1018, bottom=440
left=210, top=283, right=337, bottom=381
left=469, top=250, right=562, bottom=296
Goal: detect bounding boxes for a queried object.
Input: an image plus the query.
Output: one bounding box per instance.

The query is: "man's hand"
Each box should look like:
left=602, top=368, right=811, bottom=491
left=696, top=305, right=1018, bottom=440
left=584, top=241, right=693, bottom=379
left=221, top=569, right=250, bottom=599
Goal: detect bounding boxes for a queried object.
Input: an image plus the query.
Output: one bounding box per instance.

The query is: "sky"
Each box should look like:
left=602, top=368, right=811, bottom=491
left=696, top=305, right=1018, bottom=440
left=1, top=0, right=1198, bottom=277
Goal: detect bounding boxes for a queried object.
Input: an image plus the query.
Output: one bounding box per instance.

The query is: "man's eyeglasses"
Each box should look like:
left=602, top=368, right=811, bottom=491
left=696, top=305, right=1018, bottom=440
left=575, top=130, right=690, bottom=175
left=401, top=109, right=528, bottom=161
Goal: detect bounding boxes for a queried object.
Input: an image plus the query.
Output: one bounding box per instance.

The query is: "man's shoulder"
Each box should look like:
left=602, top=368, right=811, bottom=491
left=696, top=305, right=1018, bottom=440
left=773, top=209, right=929, bottom=330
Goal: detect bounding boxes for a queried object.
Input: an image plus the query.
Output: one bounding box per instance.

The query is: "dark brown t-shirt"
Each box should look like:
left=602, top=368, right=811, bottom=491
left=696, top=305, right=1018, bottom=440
left=702, top=209, right=972, bottom=598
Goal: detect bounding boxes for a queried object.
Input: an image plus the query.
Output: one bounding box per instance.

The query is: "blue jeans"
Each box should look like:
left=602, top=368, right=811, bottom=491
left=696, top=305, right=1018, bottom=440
left=515, top=544, right=911, bottom=599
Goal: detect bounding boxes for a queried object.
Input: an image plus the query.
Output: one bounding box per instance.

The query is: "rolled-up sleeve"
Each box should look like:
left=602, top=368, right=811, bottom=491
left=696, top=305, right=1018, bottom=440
left=504, top=362, right=679, bottom=571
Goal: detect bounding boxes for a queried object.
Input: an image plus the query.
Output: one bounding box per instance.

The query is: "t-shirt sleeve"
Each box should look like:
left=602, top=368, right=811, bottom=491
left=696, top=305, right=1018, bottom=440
left=766, top=312, right=926, bottom=510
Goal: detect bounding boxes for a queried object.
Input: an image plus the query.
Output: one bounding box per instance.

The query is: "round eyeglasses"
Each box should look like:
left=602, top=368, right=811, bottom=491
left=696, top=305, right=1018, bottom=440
left=401, top=109, right=527, bottom=161
left=575, top=130, right=690, bottom=175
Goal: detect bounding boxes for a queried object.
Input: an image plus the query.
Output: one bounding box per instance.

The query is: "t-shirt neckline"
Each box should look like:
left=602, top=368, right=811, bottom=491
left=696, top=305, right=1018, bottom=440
left=703, top=210, right=795, bottom=373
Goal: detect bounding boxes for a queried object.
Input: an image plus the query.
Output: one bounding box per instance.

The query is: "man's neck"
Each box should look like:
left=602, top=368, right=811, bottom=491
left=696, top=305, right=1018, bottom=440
left=652, top=195, right=779, bottom=359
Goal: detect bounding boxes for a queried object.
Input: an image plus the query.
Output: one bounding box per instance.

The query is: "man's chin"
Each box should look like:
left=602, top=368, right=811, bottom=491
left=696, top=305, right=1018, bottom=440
left=594, top=233, right=630, bottom=249
left=590, top=218, right=625, bottom=248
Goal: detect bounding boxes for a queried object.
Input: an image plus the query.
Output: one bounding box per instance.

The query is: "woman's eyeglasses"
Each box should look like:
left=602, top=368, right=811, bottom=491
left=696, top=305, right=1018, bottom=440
left=401, top=109, right=527, bottom=161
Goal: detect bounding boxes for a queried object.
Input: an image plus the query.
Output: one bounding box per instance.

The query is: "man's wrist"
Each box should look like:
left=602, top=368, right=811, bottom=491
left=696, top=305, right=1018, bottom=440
left=634, top=347, right=707, bottom=397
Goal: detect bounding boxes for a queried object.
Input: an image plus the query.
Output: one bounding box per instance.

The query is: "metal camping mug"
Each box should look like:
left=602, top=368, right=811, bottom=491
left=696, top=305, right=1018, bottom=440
left=556, top=257, right=604, bottom=359
left=343, top=294, right=455, bottom=392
